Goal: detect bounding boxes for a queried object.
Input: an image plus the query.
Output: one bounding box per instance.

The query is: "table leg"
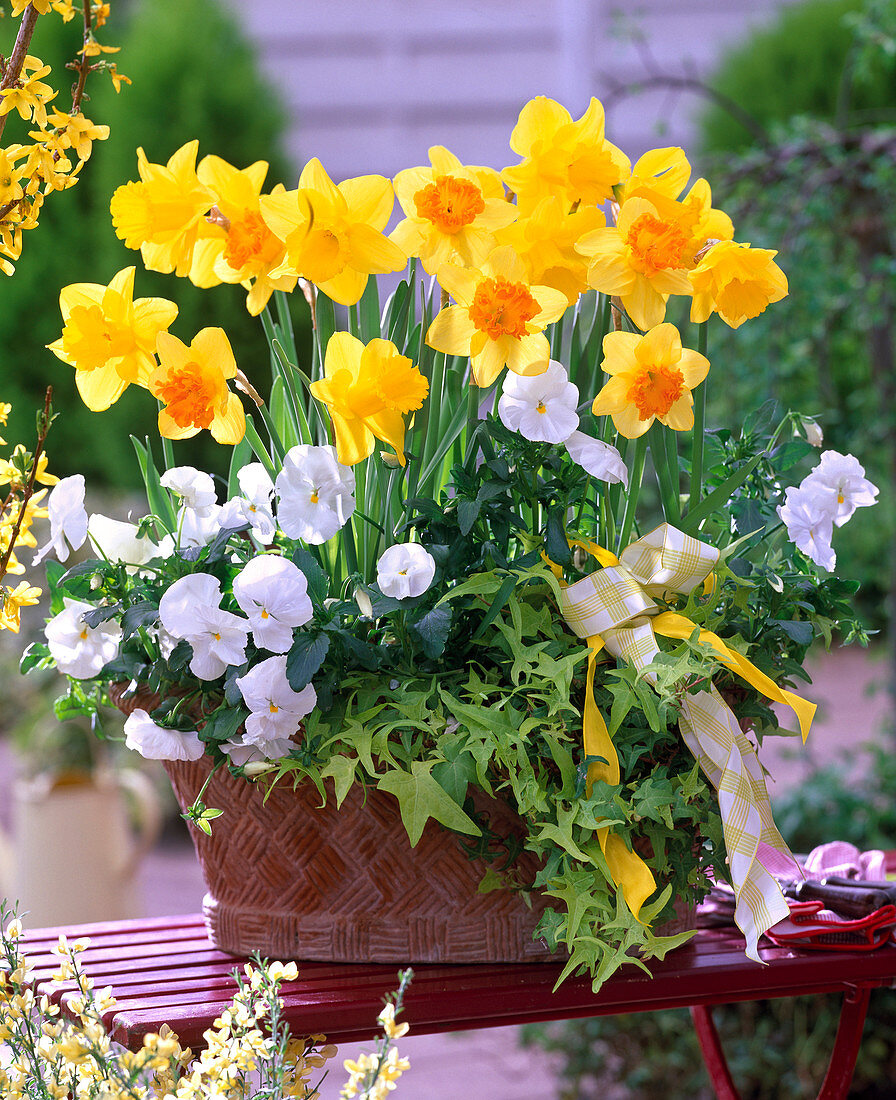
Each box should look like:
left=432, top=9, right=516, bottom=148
left=691, top=986, right=872, bottom=1100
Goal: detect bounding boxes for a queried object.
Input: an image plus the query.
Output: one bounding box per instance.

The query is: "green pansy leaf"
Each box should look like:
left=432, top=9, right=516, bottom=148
left=291, top=548, right=329, bottom=607
left=286, top=632, right=330, bottom=691
left=409, top=605, right=452, bottom=659
left=458, top=498, right=481, bottom=535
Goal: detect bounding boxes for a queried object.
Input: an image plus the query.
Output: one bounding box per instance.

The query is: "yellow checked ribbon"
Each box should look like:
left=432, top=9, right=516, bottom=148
left=557, top=523, right=816, bottom=959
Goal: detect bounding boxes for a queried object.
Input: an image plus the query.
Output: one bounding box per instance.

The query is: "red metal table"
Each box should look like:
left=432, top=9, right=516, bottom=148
left=22, top=913, right=896, bottom=1100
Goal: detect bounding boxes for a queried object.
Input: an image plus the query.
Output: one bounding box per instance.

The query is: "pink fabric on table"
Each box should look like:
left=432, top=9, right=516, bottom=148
left=803, top=841, right=888, bottom=880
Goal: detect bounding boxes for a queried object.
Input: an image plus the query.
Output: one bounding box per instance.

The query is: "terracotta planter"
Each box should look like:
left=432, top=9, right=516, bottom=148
left=164, top=756, right=557, bottom=963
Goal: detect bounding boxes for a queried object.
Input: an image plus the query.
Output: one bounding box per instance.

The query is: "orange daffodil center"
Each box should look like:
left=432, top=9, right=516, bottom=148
left=414, top=175, right=485, bottom=234
left=426, top=246, right=568, bottom=388
left=592, top=323, right=710, bottom=438
left=625, top=213, right=693, bottom=277
left=310, top=333, right=428, bottom=467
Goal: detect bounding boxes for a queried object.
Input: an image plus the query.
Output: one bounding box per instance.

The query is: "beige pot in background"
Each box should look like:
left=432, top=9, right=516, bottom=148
left=0, top=768, right=162, bottom=927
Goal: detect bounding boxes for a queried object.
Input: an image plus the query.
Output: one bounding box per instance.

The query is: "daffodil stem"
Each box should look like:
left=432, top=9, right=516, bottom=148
left=649, top=423, right=680, bottom=524
left=617, top=435, right=647, bottom=553
left=689, top=322, right=709, bottom=514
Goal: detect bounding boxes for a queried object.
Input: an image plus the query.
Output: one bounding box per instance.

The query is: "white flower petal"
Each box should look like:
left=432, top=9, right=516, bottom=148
left=564, top=431, right=629, bottom=486
left=275, top=444, right=356, bottom=544
left=124, top=710, right=205, bottom=762
left=376, top=543, right=436, bottom=599
left=33, top=474, right=88, bottom=565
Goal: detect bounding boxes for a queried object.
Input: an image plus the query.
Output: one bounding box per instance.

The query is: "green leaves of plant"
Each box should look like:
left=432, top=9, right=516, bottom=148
left=376, top=761, right=479, bottom=846
left=286, top=633, right=330, bottom=691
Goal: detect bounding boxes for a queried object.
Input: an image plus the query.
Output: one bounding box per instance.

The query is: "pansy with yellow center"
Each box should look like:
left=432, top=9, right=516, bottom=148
left=260, top=158, right=406, bottom=306
left=501, top=96, right=630, bottom=214
left=309, top=332, right=428, bottom=466
left=47, top=266, right=178, bottom=411
left=495, top=195, right=605, bottom=305
left=189, top=155, right=298, bottom=315
left=592, top=323, right=710, bottom=438
left=391, top=146, right=516, bottom=274
left=148, top=327, right=245, bottom=444
left=110, top=141, right=215, bottom=277
left=689, top=240, right=788, bottom=329
left=426, top=246, right=568, bottom=387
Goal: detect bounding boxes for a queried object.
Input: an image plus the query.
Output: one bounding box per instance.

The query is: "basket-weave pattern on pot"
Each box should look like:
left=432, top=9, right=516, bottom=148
left=163, top=757, right=556, bottom=963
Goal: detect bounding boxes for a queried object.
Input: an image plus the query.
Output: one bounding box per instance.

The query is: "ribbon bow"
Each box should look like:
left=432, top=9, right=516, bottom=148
left=557, top=523, right=816, bottom=960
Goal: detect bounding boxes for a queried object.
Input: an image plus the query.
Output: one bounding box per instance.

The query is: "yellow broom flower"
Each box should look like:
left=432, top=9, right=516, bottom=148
left=426, top=246, right=568, bottom=387
left=149, top=328, right=245, bottom=444
left=689, top=240, right=788, bottom=328
left=47, top=266, right=178, bottom=411
left=592, top=323, right=710, bottom=438
left=391, top=146, right=516, bottom=274
left=260, top=158, right=406, bottom=306
left=502, top=96, right=630, bottom=214
left=310, top=332, right=428, bottom=467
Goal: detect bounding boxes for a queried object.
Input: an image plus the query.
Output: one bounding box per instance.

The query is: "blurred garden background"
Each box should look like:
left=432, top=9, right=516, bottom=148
left=1, top=0, right=895, bottom=1096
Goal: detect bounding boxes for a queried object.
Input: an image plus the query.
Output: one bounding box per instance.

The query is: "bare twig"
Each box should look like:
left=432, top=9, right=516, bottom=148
left=0, top=3, right=41, bottom=143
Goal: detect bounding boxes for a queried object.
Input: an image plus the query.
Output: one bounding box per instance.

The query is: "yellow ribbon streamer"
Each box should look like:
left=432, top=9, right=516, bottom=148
left=556, top=523, right=816, bottom=952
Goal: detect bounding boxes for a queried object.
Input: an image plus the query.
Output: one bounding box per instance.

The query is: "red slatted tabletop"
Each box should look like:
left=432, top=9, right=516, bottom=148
left=22, top=913, right=896, bottom=1053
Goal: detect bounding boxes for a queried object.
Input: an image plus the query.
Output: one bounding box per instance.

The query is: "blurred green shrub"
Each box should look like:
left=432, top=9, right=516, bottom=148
left=696, top=0, right=896, bottom=629
left=700, top=0, right=896, bottom=153
left=0, top=0, right=307, bottom=489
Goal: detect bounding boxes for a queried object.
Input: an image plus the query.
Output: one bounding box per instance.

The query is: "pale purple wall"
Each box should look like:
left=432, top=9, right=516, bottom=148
left=222, top=0, right=794, bottom=182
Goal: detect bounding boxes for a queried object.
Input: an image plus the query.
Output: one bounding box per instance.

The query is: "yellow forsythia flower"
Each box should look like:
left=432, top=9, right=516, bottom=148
left=592, top=322, right=710, bottom=438
left=310, top=332, right=428, bottom=466
left=149, top=327, right=245, bottom=444
left=1, top=581, right=42, bottom=632
left=689, top=239, right=788, bottom=329
left=47, top=266, right=178, bottom=411
left=426, top=245, right=568, bottom=387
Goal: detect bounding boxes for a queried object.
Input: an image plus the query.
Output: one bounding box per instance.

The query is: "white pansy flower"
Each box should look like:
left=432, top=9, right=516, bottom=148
left=498, top=360, right=580, bottom=444
left=45, top=597, right=121, bottom=678
left=275, top=444, right=356, bottom=544
left=33, top=474, right=88, bottom=565
left=87, top=514, right=160, bottom=568
left=221, top=733, right=296, bottom=766
left=233, top=555, right=313, bottom=653
left=219, top=463, right=276, bottom=543
left=376, top=542, right=436, bottom=599
left=160, top=466, right=218, bottom=515
left=159, top=573, right=250, bottom=680
left=124, top=709, right=205, bottom=762
left=777, top=486, right=836, bottom=571
left=236, top=654, right=317, bottom=745
left=564, top=431, right=629, bottom=486
left=800, top=450, right=878, bottom=527
left=176, top=504, right=223, bottom=550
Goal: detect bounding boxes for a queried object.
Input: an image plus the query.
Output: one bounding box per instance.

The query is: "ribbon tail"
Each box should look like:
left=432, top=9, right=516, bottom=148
left=599, top=829, right=657, bottom=924
left=679, top=685, right=791, bottom=960
left=583, top=640, right=619, bottom=790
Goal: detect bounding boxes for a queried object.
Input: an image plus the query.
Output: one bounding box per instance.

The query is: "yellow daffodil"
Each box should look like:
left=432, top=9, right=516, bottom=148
left=149, top=327, right=245, bottom=444
left=616, top=147, right=692, bottom=205
left=391, top=146, right=517, bottom=274
left=426, top=246, right=568, bottom=387
left=110, top=141, right=215, bottom=277
left=260, top=158, right=405, bottom=306
left=310, top=332, right=428, bottom=466
left=502, top=96, right=630, bottom=214
left=592, top=323, right=710, bottom=438
left=1, top=581, right=42, bottom=633
left=689, top=239, right=788, bottom=328
left=47, top=266, right=178, bottom=411
left=495, top=195, right=605, bottom=305
left=189, top=155, right=297, bottom=315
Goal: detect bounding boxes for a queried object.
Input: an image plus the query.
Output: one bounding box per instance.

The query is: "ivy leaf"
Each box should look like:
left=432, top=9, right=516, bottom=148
left=286, top=632, right=330, bottom=691
left=377, top=761, right=480, bottom=846
left=408, top=605, right=452, bottom=658
left=431, top=743, right=477, bottom=803
left=320, top=754, right=357, bottom=807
